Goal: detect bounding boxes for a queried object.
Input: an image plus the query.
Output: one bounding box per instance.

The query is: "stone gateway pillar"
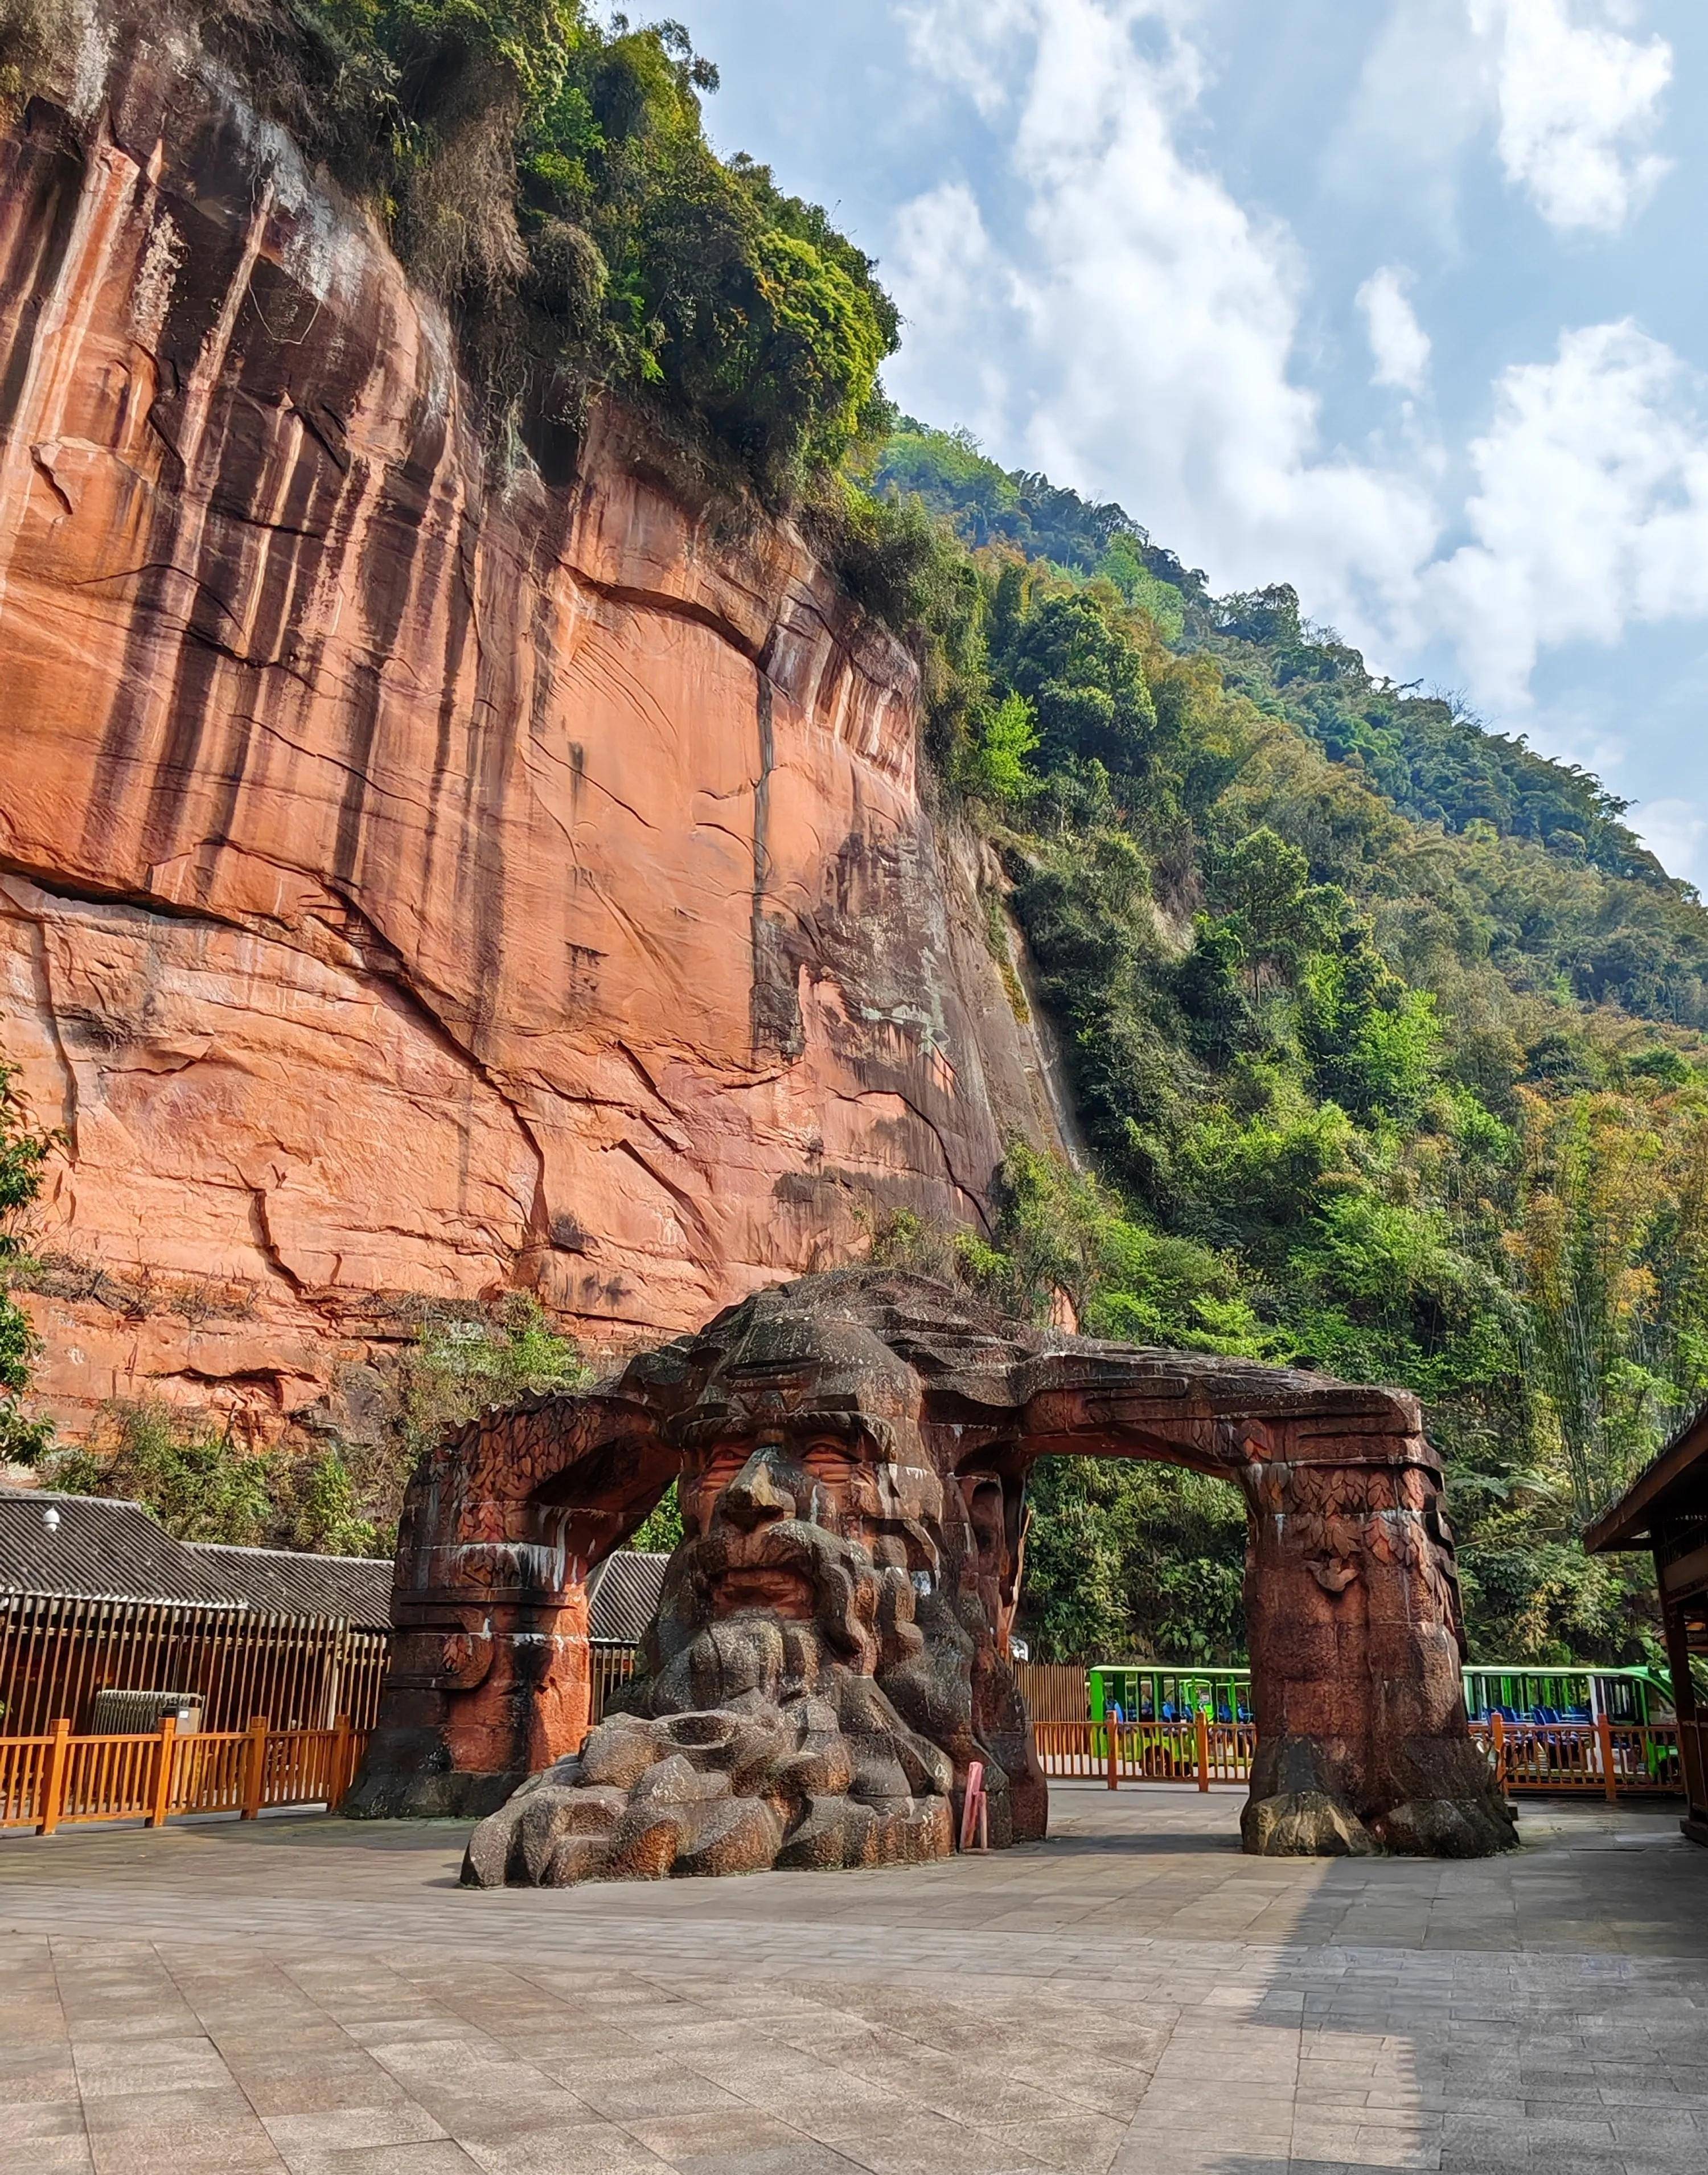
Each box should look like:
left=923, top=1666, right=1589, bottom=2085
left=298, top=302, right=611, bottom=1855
left=346, top=1271, right=1515, bottom=1867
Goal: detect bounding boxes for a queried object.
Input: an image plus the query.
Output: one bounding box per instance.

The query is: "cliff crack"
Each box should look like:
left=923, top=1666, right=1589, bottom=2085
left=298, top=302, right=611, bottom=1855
left=317, top=880, right=552, bottom=1267
left=247, top=1185, right=306, bottom=1294
left=29, top=445, right=73, bottom=519
left=574, top=572, right=766, bottom=664
left=824, top=1084, right=992, bottom=1236
left=609, top=1138, right=715, bottom=1258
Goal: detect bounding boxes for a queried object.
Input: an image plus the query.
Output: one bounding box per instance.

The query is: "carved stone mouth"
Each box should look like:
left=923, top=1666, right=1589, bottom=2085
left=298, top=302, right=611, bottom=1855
left=710, top=1566, right=815, bottom=1619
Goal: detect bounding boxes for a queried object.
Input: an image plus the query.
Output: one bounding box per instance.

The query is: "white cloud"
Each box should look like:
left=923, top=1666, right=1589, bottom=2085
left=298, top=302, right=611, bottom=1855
left=887, top=0, right=1439, bottom=635
left=1342, top=1, right=1672, bottom=237
left=1631, top=797, right=1708, bottom=886
left=1475, top=0, right=1672, bottom=233
left=1357, top=268, right=1432, bottom=395
left=1425, top=322, right=1708, bottom=705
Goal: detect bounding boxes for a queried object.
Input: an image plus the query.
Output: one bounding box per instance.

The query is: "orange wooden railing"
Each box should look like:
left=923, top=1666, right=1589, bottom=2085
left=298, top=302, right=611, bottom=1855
left=1033, top=1716, right=1690, bottom=1803
left=1030, top=1717, right=1257, bottom=1788
left=1471, top=1716, right=1685, bottom=1800
left=0, top=1716, right=367, bottom=1835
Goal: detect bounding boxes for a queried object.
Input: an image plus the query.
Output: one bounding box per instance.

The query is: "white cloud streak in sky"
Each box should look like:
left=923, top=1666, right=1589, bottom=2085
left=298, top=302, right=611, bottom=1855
left=1346, top=1, right=1673, bottom=236
left=1426, top=322, right=1708, bottom=705
left=1475, top=0, right=1673, bottom=233
left=889, top=0, right=1438, bottom=632
left=1357, top=268, right=1432, bottom=395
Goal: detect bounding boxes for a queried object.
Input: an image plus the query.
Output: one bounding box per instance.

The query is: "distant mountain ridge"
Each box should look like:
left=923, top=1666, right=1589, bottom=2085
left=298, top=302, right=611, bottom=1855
left=875, top=420, right=1677, bottom=897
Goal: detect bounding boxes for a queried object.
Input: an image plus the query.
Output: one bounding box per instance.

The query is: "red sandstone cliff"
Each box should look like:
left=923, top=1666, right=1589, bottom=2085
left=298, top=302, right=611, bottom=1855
left=0, top=13, right=1060, bottom=1435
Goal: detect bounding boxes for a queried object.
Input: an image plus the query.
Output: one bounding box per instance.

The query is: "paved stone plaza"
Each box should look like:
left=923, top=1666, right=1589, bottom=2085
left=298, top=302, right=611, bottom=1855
left=2, top=1784, right=1706, bottom=2175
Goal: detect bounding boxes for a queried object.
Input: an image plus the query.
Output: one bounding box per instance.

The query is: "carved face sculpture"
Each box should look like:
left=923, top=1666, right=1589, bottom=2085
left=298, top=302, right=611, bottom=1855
left=644, top=1341, right=947, bottom=1698
left=462, top=1324, right=965, bottom=1887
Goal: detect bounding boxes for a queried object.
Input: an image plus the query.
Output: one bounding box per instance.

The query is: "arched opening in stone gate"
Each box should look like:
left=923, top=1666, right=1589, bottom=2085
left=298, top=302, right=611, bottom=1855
left=347, top=1270, right=1515, bottom=1869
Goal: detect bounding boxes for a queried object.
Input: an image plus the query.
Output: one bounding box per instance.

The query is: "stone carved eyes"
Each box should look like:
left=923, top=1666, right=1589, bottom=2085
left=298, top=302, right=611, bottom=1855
left=800, top=1441, right=856, bottom=1487
left=694, top=1438, right=861, bottom=1508
left=700, top=1444, right=751, bottom=1493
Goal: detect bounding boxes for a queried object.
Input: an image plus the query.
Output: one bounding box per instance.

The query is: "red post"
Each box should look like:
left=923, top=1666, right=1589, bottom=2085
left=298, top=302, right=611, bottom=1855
left=37, top=1720, right=70, bottom=1836
left=1196, top=1709, right=1211, bottom=1791
left=1106, top=1717, right=1119, bottom=1792
left=147, top=1717, right=176, bottom=1829
left=1490, top=1712, right=1506, bottom=1796
left=1597, top=1713, right=1618, bottom=1805
left=241, top=1716, right=268, bottom=1821
left=331, top=1714, right=353, bottom=1811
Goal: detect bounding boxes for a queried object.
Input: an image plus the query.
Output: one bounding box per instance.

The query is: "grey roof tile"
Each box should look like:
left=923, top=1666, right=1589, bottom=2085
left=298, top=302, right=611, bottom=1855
left=0, top=1487, right=248, bottom=1607
left=0, top=1488, right=389, bottom=1621
left=183, top=1544, right=393, bottom=1627
left=588, top=1549, right=668, bottom=1645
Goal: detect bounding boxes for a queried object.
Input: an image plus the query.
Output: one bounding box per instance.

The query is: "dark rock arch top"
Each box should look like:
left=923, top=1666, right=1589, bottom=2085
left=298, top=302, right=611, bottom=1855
left=346, top=1270, right=1515, bottom=1865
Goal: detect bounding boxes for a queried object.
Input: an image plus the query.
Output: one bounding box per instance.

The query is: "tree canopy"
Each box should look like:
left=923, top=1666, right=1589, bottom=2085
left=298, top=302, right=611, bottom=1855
left=869, top=419, right=1708, bottom=1674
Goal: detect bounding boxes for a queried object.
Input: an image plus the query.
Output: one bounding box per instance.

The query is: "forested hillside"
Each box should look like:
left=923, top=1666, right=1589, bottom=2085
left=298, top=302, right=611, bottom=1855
left=863, top=423, right=1708, bottom=1672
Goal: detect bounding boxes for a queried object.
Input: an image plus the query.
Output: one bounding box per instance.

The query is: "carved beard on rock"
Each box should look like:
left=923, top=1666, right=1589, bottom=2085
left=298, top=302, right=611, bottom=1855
left=460, top=1519, right=955, bottom=1887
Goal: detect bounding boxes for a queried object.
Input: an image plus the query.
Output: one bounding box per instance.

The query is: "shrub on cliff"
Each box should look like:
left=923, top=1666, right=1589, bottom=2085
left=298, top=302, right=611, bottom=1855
left=200, top=2, right=897, bottom=494
left=0, top=1065, right=54, bottom=1467
left=44, top=1402, right=381, bottom=1553
left=37, top=1295, right=589, bottom=1555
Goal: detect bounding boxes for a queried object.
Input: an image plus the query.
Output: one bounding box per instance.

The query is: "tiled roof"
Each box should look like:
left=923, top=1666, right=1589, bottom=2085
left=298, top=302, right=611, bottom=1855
left=184, top=1544, right=394, bottom=1627
left=0, top=1488, right=248, bottom=1607
left=0, top=1488, right=390, bottom=1622
left=1, top=1486, right=669, bottom=1639
left=588, top=1550, right=668, bottom=1645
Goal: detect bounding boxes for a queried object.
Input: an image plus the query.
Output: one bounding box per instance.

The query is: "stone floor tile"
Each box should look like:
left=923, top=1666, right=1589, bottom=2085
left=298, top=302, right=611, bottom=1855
left=0, top=2099, right=85, bottom=2144
left=457, top=2127, right=675, bottom=2174
left=272, top=2145, right=482, bottom=2175
left=261, top=2107, right=451, bottom=2154
left=71, top=2036, right=236, bottom=2098
left=2, top=2139, right=93, bottom=2174
left=78, top=2084, right=261, bottom=2132
left=622, top=2109, right=818, bottom=2158
left=88, top=2130, right=286, bottom=2174
left=0, top=2055, right=79, bottom=2106
left=571, top=2067, right=748, bottom=2120
left=662, top=2148, right=870, bottom=2175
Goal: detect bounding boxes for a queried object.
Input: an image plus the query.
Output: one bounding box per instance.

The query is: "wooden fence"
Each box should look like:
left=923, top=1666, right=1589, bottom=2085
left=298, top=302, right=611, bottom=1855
left=1471, top=1716, right=1685, bottom=1800
left=1013, top=1661, right=1090, bottom=1722
left=1031, top=1714, right=1689, bottom=1803
left=1030, top=1716, right=1255, bottom=1788
left=0, top=1593, right=389, bottom=1737
left=0, top=1716, right=367, bottom=1833
left=588, top=1644, right=637, bottom=1730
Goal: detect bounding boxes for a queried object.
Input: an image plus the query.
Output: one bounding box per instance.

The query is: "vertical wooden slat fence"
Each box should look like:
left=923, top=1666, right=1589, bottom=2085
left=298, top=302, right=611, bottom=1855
left=0, top=1718, right=368, bottom=1832
left=0, top=1594, right=389, bottom=1736
left=1013, top=1661, right=1090, bottom=1723
left=1028, top=1718, right=1258, bottom=1786
left=588, top=1645, right=637, bottom=1730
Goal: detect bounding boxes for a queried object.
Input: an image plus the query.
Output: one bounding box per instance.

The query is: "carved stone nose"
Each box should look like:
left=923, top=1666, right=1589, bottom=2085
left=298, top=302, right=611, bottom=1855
left=718, top=1450, right=791, bottom=1529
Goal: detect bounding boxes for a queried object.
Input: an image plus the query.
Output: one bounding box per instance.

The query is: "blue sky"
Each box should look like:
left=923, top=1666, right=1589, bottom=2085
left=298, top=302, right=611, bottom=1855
left=662, top=1, right=1708, bottom=887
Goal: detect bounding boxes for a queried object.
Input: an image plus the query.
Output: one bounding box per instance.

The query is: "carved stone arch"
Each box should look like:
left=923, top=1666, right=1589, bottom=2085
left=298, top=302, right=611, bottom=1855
left=986, top=1349, right=1498, bottom=1855
left=345, top=1392, right=683, bottom=1817
left=350, top=1271, right=1516, bottom=1861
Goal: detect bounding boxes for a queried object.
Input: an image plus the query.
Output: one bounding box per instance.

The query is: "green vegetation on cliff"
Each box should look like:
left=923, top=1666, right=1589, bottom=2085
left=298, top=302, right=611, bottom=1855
left=0, top=1065, right=53, bottom=1466
left=204, top=1, right=896, bottom=491
left=867, top=421, right=1708, bottom=1672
